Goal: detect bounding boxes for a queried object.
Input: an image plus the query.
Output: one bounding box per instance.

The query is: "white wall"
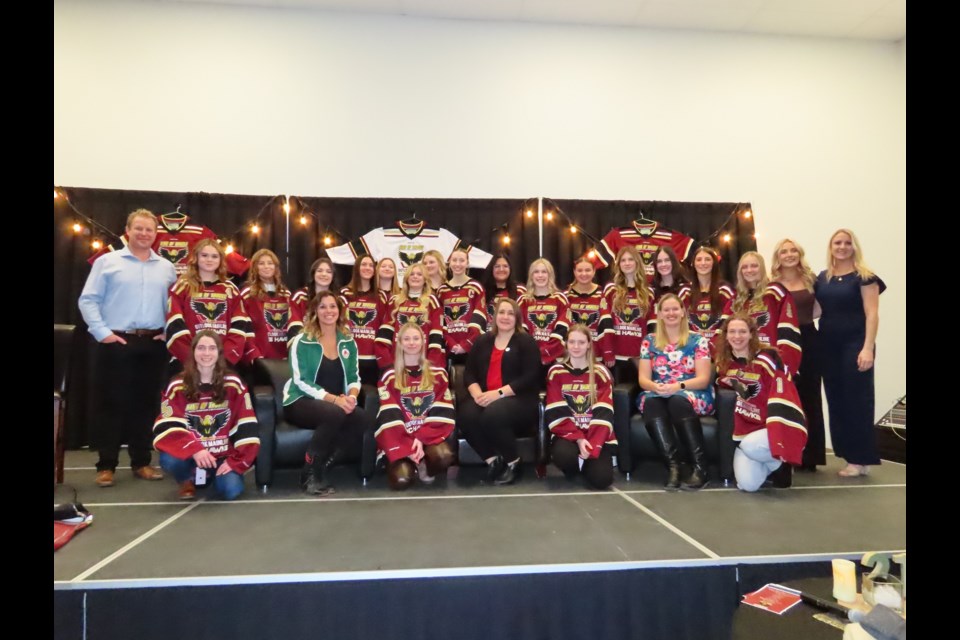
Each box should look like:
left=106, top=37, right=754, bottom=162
left=54, top=0, right=906, bottom=421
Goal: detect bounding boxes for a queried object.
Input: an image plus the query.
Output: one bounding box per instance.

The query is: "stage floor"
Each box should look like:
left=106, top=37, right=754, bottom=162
left=54, top=450, right=905, bottom=588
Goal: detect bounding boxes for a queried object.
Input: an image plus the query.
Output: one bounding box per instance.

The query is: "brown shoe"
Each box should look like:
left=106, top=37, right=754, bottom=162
left=178, top=480, right=196, bottom=500
left=132, top=466, right=165, bottom=481
left=96, top=470, right=115, bottom=487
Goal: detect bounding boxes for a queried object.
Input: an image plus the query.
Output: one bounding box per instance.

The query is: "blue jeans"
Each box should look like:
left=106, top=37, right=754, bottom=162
left=733, top=429, right=783, bottom=492
left=158, top=452, right=246, bottom=501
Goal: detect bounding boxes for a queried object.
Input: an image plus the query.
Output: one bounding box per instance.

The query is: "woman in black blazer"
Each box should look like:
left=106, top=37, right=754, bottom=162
left=460, top=297, right=542, bottom=485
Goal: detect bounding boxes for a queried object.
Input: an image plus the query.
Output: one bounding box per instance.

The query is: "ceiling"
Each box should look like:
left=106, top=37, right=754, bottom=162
left=150, top=0, right=906, bottom=41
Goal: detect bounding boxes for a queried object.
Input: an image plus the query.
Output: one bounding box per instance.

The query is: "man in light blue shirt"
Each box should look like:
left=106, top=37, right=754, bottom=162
left=78, top=209, right=178, bottom=487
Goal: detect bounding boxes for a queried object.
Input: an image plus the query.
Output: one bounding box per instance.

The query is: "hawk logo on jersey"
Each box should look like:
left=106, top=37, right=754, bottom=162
left=189, top=410, right=230, bottom=438
left=349, top=308, right=377, bottom=327
left=528, top=311, right=557, bottom=330
left=693, top=312, right=718, bottom=330
left=727, top=378, right=761, bottom=401
left=562, top=391, right=591, bottom=416
left=160, top=247, right=189, bottom=264
left=753, top=311, right=771, bottom=329
left=617, top=307, right=640, bottom=324
left=571, top=310, right=598, bottom=327
left=397, top=312, right=425, bottom=327
left=444, top=303, right=469, bottom=323
left=400, top=250, right=424, bottom=267
left=401, top=392, right=435, bottom=418
left=265, top=309, right=288, bottom=330
left=192, top=299, right=227, bottom=321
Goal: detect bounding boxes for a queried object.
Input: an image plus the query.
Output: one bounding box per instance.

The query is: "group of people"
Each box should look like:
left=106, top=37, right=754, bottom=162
left=78, top=208, right=885, bottom=500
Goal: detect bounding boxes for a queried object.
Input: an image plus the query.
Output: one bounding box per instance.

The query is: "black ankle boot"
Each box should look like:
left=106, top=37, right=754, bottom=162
left=302, top=453, right=333, bottom=495
left=494, top=458, right=520, bottom=485
left=768, top=462, right=793, bottom=488
left=677, top=417, right=709, bottom=490
left=646, top=417, right=682, bottom=490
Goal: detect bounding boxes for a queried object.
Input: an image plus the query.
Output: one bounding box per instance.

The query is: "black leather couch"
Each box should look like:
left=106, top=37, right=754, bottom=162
left=251, top=358, right=378, bottom=489
left=612, top=380, right=736, bottom=485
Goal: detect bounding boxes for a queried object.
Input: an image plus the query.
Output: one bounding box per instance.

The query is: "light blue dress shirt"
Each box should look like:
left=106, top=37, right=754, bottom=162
left=78, top=248, right=178, bottom=342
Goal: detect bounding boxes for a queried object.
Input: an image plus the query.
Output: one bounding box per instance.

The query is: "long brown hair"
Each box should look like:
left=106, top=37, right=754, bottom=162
left=302, top=292, right=350, bottom=340
left=246, top=248, right=290, bottom=299
left=377, top=257, right=401, bottom=298
left=688, top=246, right=724, bottom=313
left=732, top=251, right=769, bottom=314
left=715, top=313, right=763, bottom=374
left=611, top=246, right=652, bottom=315
left=652, top=245, right=689, bottom=292
left=181, top=239, right=227, bottom=296
left=392, top=322, right=435, bottom=392
left=181, top=329, right=227, bottom=403
left=482, top=254, right=520, bottom=300
left=346, top=255, right=376, bottom=294
left=305, top=257, right=338, bottom=299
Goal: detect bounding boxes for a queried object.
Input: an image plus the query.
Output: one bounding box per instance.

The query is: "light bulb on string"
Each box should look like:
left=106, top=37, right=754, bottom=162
left=546, top=211, right=554, bottom=221
left=587, top=250, right=596, bottom=259
left=54, top=190, right=59, bottom=200
left=251, top=224, right=260, bottom=235
left=323, top=235, right=332, bottom=246
left=525, top=209, right=533, bottom=218
left=72, top=223, right=82, bottom=233
left=283, top=197, right=291, bottom=215
left=569, top=225, right=577, bottom=235
left=299, top=216, right=307, bottom=226
left=225, top=244, right=235, bottom=254
left=502, top=235, right=511, bottom=246
left=91, top=240, right=102, bottom=250
left=743, top=210, right=752, bottom=219
left=722, top=233, right=732, bottom=244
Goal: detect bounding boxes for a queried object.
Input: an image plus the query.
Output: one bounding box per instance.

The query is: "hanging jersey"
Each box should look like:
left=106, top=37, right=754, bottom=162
left=240, top=287, right=301, bottom=360
left=375, top=366, right=456, bottom=463
left=340, top=288, right=387, bottom=362
left=590, top=221, right=694, bottom=282
left=718, top=349, right=807, bottom=465
left=565, top=286, right=613, bottom=358
left=601, top=283, right=656, bottom=363
left=436, top=280, right=487, bottom=352
left=486, top=284, right=526, bottom=327
left=166, top=280, right=254, bottom=365
left=88, top=213, right=250, bottom=276
left=726, top=282, right=802, bottom=374
left=375, top=294, right=446, bottom=370
left=544, top=363, right=616, bottom=458
left=153, top=375, right=260, bottom=474
left=327, top=220, right=493, bottom=281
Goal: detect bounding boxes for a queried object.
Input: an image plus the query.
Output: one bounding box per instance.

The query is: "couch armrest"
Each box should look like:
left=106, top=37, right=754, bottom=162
left=612, top=382, right=638, bottom=474
left=715, top=388, right=737, bottom=482
left=254, top=384, right=277, bottom=487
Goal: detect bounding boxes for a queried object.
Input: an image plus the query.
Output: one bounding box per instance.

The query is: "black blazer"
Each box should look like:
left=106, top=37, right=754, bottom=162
left=464, top=331, right=542, bottom=398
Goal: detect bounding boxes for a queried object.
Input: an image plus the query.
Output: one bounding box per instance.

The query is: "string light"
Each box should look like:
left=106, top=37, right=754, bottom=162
left=502, top=235, right=511, bottom=245
left=54, top=190, right=59, bottom=200
left=722, top=233, right=732, bottom=243
left=72, top=223, right=82, bottom=233
left=251, top=224, right=260, bottom=235
left=283, top=197, right=291, bottom=215
left=323, top=235, right=332, bottom=246
left=526, top=209, right=533, bottom=218
left=299, top=215, right=307, bottom=226
left=753, top=233, right=759, bottom=240
left=569, top=225, right=577, bottom=235
left=91, top=240, right=102, bottom=250
left=743, top=210, right=752, bottom=219
left=225, top=244, right=235, bottom=254
left=587, top=250, right=596, bottom=259
left=546, top=211, right=553, bottom=221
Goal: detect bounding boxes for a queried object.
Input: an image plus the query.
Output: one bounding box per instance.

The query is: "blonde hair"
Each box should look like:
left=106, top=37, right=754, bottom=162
left=825, top=228, right=876, bottom=280
left=564, top=324, right=598, bottom=405
left=423, top=250, right=448, bottom=286
left=126, top=208, right=158, bottom=229
left=611, top=246, right=652, bottom=315
left=392, top=322, right=435, bottom=392
left=522, top=258, right=559, bottom=300
left=247, top=248, right=290, bottom=299
left=653, top=293, right=691, bottom=350
left=770, top=239, right=815, bottom=292
left=377, top=257, right=401, bottom=298
left=398, top=262, right=433, bottom=314
left=302, top=292, right=349, bottom=340
left=733, top=251, right=769, bottom=315
left=181, top=238, right=227, bottom=297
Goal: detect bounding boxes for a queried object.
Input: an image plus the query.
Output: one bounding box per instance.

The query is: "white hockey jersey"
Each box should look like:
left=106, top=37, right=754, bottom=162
left=327, top=220, right=493, bottom=281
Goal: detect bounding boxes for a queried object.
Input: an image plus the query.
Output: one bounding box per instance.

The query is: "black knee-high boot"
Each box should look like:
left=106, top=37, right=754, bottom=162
left=646, top=417, right=682, bottom=490
left=677, top=417, right=709, bottom=490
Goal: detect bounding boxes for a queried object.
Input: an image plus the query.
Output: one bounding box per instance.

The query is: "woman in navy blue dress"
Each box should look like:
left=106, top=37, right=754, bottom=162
left=815, top=229, right=885, bottom=477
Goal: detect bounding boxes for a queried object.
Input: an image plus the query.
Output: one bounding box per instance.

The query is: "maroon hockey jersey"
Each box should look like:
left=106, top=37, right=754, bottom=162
left=375, top=294, right=447, bottom=370
left=590, top=221, right=694, bottom=282
left=375, top=366, right=456, bottom=462
left=240, top=286, right=301, bottom=360
left=166, top=280, right=254, bottom=366
left=340, top=287, right=388, bottom=362
left=725, top=282, right=802, bottom=374
left=519, top=292, right=571, bottom=365
left=600, top=283, right=656, bottom=363
left=544, top=363, right=616, bottom=457
left=565, top=285, right=614, bottom=354
left=436, top=280, right=487, bottom=352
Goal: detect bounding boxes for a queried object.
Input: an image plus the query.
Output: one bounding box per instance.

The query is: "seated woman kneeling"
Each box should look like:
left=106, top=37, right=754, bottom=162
left=545, top=325, right=616, bottom=490
left=717, top=314, right=808, bottom=492
left=376, top=323, right=457, bottom=490
left=152, top=330, right=260, bottom=501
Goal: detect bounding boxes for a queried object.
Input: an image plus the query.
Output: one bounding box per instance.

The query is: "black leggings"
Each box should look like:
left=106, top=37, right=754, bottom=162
left=458, top=395, right=539, bottom=463
left=551, top=438, right=613, bottom=490
left=284, top=398, right=374, bottom=463
left=641, top=395, right=697, bottom=422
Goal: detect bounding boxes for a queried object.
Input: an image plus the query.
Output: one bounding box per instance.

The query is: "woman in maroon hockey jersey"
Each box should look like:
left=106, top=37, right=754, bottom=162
left=340, top=255, right=386, bottom=386
left=291, top=257, right=338, bottom=321
left=240, top=249, right=301, bottom=360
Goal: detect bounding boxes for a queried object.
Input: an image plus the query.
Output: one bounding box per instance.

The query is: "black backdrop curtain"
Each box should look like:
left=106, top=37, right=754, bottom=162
left=54, top=187, right=754, bottom=448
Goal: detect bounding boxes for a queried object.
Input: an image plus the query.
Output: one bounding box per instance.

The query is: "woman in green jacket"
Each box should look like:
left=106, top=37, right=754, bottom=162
left=284, top=292, right=374, bottom=495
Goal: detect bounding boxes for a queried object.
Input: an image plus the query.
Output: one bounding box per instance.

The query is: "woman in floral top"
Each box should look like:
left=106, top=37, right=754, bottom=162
left=638, top=293, right=714, bottom=491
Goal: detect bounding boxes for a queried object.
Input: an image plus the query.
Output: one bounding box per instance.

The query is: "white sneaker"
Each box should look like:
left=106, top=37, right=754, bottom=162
left=417, top=461, right=435, bottom=484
